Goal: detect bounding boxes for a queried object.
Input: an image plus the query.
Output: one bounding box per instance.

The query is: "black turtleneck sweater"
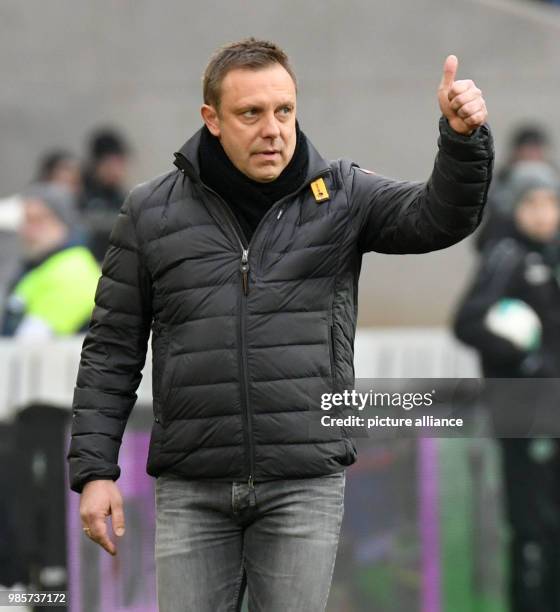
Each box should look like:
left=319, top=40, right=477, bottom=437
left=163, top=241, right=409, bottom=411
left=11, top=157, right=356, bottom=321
left=198, top=121, right=308, bottom=243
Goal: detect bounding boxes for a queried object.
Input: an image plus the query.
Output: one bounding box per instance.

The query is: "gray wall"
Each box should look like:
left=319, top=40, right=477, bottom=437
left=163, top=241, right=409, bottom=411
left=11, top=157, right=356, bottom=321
left=2, top=0, right=559, bottom=325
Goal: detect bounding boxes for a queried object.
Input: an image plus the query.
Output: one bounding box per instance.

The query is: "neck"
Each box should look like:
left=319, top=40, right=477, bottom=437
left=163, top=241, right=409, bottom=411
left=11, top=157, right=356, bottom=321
left=197, top=120, right=309, bottom=241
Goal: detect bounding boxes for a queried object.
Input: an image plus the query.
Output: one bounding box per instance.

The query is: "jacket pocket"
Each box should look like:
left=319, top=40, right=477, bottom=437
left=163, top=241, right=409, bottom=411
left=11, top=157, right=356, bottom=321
left=342, top=435, right=358, bottom=465
left=152, top=324, right=172, bottom=426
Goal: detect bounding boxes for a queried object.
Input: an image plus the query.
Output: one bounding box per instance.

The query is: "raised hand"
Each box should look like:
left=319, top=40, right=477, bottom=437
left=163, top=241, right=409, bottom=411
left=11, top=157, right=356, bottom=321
left=438, top=55, right=488, bottom=136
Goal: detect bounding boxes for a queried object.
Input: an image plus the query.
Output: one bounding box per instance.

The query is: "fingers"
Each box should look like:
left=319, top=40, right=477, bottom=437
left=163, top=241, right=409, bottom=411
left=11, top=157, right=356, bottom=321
left=447, top=79, right=475, bottom=100
left=111, top=496, right=126, bottom=538
left=84, top=513, right=117, bottom=556
left=439, top=54, right=458, bottom=92
left=437, top=54, right=488, bottom=133
left=463, top=107, right=488, bottom=128
left=447, top=79, right=487, bottom=127
left=456, top=99, right=484, bottom=120
left=80, top=483, right=125, bottom=556
left=449, top=87, right=482, bottom=113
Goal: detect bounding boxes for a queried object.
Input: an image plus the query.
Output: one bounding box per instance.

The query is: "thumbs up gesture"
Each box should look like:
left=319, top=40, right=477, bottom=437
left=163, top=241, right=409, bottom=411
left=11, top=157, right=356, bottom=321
left=438, top=55, right=488, bottom=136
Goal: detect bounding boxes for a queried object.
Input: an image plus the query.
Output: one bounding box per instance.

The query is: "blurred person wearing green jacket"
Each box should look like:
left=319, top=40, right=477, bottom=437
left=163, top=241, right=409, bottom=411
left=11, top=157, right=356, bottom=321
left=1, top=183, right=100, bottom=338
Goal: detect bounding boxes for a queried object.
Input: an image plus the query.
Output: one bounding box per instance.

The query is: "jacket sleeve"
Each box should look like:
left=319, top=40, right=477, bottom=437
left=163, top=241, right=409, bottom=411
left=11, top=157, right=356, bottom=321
left=452, top=239, right=530, bottom=368
left=67, top=187, right=153, bottom=493
left=349, top=116, right=494, bottom=254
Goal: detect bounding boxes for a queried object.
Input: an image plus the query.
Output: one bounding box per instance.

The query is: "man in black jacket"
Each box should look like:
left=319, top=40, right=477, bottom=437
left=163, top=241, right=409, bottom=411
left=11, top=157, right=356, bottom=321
left=69, top=38, right=493, bottom=611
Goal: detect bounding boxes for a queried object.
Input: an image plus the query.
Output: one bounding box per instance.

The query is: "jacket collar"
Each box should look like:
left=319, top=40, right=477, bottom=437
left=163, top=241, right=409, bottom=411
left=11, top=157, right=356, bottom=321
left=173, top=125, right=331, bottom=186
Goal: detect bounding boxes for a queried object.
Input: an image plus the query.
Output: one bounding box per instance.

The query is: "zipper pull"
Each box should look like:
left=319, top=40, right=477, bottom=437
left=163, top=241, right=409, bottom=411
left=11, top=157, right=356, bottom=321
left=248, top=474, right=256, bottom=507
left=276, top=207, right=285, bottom=220
left=240, top=248, right=250, bottom=295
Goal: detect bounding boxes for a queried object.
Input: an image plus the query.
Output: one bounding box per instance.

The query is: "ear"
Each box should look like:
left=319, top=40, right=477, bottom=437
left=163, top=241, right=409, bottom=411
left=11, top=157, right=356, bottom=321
left=201, top=104, right=221, bottom=137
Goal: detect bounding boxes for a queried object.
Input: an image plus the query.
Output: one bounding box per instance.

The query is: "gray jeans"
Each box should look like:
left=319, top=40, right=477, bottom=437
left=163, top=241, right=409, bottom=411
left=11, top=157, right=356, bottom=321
left=155, top=471, right=346, bottom=612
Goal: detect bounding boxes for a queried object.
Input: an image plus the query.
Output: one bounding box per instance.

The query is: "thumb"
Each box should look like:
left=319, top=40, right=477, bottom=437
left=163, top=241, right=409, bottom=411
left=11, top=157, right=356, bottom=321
left=439, top=54, right=458, bottom=91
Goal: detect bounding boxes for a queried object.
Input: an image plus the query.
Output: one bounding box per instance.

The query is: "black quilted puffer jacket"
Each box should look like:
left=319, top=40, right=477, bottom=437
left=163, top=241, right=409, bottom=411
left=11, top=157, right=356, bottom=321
left=68, top=117, right=494, bottom=493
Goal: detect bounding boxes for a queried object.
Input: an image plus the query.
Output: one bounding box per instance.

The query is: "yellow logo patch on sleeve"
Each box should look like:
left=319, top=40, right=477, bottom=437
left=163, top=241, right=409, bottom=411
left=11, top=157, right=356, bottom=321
left=310, top=178, right=330, bottom=203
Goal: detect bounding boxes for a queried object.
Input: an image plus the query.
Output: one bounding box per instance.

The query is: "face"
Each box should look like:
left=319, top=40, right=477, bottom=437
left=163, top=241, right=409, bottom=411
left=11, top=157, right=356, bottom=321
left=514, top=144, right=548, bottom=163
left=201, top=63, right=297, bottom=182
left=51, top=159, right=82, bottom=194
left=19, top=199, right=68, bottom=259
left=514, top=188, right=560, bottom=243
left=95, top=154, right=129, bottom=188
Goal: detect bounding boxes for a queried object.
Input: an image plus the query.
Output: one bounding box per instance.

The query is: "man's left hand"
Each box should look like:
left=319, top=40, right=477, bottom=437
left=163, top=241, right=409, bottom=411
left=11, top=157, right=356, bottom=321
left=438, top=54, right=488, bottom=136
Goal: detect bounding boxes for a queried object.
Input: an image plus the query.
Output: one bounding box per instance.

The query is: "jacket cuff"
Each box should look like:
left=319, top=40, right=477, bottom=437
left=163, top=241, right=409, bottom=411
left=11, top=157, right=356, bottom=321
left=77, top=475, right=116, bottom=493
left=438, top=115, right=492, bottom=160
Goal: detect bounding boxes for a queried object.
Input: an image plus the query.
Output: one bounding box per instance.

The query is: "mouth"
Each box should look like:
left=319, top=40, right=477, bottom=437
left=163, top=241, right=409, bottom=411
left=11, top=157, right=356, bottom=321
left=254, top=150, right=280, bottom=159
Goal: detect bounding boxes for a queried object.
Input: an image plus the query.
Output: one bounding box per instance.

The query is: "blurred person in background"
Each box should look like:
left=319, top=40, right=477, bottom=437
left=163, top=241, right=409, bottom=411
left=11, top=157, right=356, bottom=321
left=36, top=148, right=82, bottom=195
left=0, top=148, right=83, bottom=313
left=68, top=38, right=492, bottom=612
left=0, top=153, right=85, bottom=595
left=454, top=161, right=560, bottom=612
left=80, top=127, right=131, bottom=262
left=475, top=123, right=553, bottom=251
left=0, top=183, right=100, bottom=338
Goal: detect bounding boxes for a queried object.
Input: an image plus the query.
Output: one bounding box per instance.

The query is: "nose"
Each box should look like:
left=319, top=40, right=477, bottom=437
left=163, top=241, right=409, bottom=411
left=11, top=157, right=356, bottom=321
left=260, top=111, right=281, bottom=141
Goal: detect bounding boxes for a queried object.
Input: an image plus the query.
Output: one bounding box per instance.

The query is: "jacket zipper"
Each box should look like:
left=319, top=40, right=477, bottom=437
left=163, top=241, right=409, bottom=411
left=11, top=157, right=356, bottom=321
left=174, top=154, right=331, bottom=499
left=183, top=178, right=258, bottom=496
left=152, top=321, right=165, bottom=425
left=239, top=245, right=255, bottom=504
left=241, top=248, right=249, bottom=295
left=234, top=179, right=330, bottom=501
left=328, top=321, right=336, bottom=389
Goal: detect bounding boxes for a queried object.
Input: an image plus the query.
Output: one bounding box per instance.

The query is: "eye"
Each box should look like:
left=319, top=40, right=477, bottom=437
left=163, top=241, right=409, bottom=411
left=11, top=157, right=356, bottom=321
left=242, top=108, right=258, bottom=118
left=278, top=105, right=293, bottom=115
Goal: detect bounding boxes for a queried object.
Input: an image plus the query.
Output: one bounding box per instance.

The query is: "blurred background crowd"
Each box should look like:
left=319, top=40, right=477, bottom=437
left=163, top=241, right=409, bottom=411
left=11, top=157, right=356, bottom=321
left=2, top=0, right=560, bottom=611
left=0, top=127, right=131, bottom=338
